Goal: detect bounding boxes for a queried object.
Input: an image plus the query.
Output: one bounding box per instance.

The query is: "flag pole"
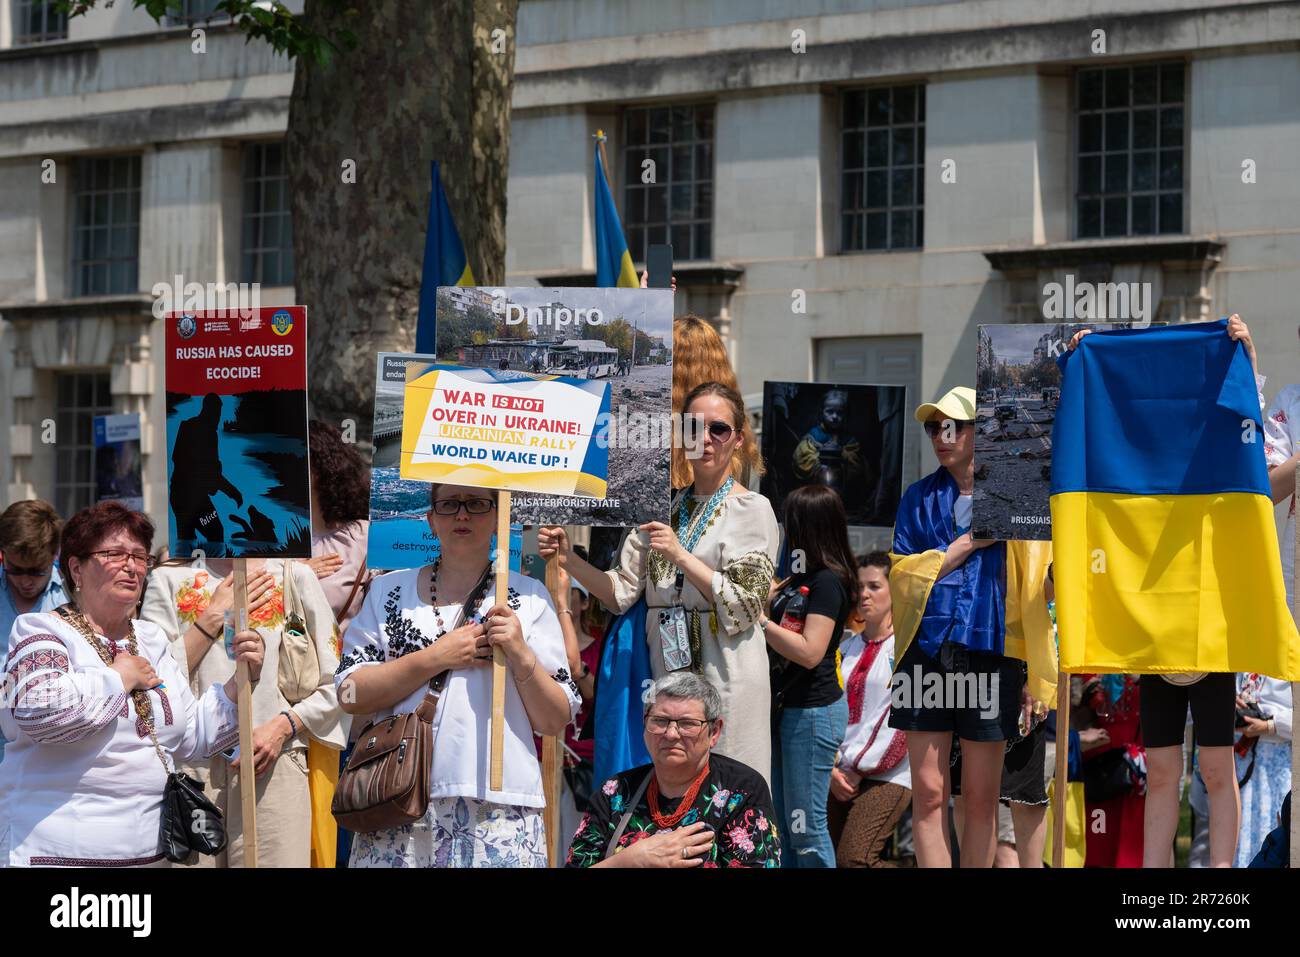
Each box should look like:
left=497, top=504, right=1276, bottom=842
left=1051, top=669, right=1069, bottom=867
left=1291, top=463, right=1299, bottom=867
left=490, top=494, right=512, bottom=793
left=232, top=558, right=258, bottom=868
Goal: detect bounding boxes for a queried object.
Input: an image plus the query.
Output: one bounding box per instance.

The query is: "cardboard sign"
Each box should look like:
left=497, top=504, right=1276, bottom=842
left=760, top=381, right=906, bottom=527
left=435, top=285, right=672, bottom=526
left=972, top=322, right=1154, bottom=540
left=163, top=308, right=311, bottom=558
left=400, top=363, right=610, bottom=497
left=367, top=352, right=523, bottom=571
left=93, top=413, right=143, bottom=512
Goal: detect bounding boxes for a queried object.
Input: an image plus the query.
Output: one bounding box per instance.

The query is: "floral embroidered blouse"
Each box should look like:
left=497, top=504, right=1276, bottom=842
left=565, top=752, right=781, bottom=868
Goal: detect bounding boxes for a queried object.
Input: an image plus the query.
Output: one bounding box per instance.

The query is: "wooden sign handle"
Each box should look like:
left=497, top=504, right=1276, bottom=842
left=1292, top=463, right=1299, bottom=868
left=232, top=558, right=258, bottom=868
left=490, top=493, right=511, bottom=793
left=541, top=551, right=565, bottom=866
left=1051, top=669, right=1069, bottom=868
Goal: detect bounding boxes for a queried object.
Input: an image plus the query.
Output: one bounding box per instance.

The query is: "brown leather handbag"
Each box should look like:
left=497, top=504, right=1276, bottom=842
left=332, top=564, right=493, bottom=833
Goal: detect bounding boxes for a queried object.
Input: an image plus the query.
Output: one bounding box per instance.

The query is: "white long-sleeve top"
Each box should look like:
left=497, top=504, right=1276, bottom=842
left=1239, top=672, right=1294, bottom=744
left=837, top=630, right=911, bottom=789
left=0, top=612, right=239, bottom=867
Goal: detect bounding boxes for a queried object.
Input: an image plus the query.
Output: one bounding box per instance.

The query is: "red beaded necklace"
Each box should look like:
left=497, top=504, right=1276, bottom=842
left=648, top=761, right=711, bottom=830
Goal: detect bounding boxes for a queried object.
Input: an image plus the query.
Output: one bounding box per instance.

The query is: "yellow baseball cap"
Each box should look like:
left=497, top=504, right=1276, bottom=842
left=914, top=386, right=977, bottom=423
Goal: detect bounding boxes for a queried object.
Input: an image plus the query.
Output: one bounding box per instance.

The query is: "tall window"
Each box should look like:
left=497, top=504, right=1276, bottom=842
left=13, top=1, right=68, bottom=43
left=841, top=84, right=925, bottom=252
left=71, top=156, right=141, bottom=297
left=242, top=142, right=294, bottom=285
left=54, top=372, right=112, bottom=519
left=622, top=103, right=714, bottom=263
left=164, top=0, right=226, bottom=25
left=1075, top=62, right=1185, bottom=238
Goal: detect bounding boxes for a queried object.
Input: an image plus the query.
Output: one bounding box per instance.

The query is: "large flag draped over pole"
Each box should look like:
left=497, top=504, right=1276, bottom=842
left=593, top=133, right=639, bottom=288
left=415, top=161, right=475, bottom=355
left=1050, top=319, right=1300, bottom=679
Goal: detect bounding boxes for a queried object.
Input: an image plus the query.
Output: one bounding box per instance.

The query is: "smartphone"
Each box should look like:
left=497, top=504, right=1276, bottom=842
left=222, top=744, right=240, bottom=763
left=647, top=243, right=673, bottom=289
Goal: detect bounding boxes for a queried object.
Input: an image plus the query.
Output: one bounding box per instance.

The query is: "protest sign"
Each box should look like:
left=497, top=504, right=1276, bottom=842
left=368, top=353, right=523, bottom=571
left=399, top=363, right=610, bottom=497
left=93, top=413, right=144, bottom=511
left=163, top=307, right=311, bottom=558
left=435, top=286, right=672, bottom=526
left=760, top=381, right=906, bottom=527
left=973, top=322, right=1153, bottom=540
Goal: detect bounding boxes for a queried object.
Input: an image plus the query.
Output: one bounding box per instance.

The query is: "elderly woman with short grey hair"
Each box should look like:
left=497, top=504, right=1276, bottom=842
left=565, top=673, right=780, bottom=867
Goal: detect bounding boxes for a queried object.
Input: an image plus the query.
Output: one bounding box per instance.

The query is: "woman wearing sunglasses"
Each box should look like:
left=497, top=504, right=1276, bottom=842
left=541, top=381, right=781, bottom=785
left=336, top=484, right=578, bottom=867
left=0, top=502, right=264, bottom=867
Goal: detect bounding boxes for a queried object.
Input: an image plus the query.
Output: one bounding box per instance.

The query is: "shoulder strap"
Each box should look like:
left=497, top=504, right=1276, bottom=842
left=606, top=769, right=654, bottom=859
left=339, top=559, right=369, bottom=622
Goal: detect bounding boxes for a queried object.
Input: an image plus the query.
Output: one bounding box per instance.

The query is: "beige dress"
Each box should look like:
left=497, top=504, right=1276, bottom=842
left=604, top=490, right=780, bottom=783
left=141, top=560, right=350, bottom=867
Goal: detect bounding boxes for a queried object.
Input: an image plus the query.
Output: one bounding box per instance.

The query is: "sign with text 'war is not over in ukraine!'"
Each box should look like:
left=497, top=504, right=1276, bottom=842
left=164, top=307, right=311, bottom=558
left=399, top=363, right=610, bottom=499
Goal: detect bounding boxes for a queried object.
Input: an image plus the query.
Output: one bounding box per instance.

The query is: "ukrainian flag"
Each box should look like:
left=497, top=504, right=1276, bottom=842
left=415, top=161, right=475, bottom=354
left=593, top=137, right=639, bottom=288
left=1050, top=319, right=1300, bottom=679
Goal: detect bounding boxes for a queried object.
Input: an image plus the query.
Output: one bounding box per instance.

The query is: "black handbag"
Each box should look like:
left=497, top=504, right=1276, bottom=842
left=55, top=603, right=227, bottom=862
left=1083, top=746, right=1140, bottom=803
left=159, top=771, right=227, bottom=862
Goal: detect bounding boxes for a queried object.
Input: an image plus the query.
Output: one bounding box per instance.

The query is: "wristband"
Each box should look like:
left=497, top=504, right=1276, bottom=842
left=280, top=710, right=299, bottom=737
left=194, top=620, right=218, bottom=642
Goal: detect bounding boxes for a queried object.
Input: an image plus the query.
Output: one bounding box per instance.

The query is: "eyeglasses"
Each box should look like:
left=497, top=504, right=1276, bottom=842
left=431, top=497, right=497, bottom=516
left=2, top=560, right=49, bottom=579
left=88, top=549, right=158, bottom=571
left=923, top=420, right=974, bottom=437
left=646, top=714, right=712, bottom=736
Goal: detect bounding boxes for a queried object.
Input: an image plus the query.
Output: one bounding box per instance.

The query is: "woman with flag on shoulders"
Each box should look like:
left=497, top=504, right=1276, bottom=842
left=886, top=386, right=1055, bottom=868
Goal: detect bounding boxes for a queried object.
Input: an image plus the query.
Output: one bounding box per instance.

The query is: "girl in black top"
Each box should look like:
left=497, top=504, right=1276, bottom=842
left=761, top=484, right=860, bottom=867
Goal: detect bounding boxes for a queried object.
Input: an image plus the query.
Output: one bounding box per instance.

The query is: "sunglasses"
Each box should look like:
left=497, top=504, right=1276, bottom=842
left=923, top=420, right=974, bottom=437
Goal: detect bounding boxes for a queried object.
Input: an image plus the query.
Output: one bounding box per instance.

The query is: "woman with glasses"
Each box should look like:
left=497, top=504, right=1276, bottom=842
left=141, top=533, right=349, bottom=867
left=336, top=484, right=578, bottom=868
left=0, top=502, right=265, bottom=867
left=565, top=672, right=780, bottom=867
left=540, top=381, right=782, bottom=785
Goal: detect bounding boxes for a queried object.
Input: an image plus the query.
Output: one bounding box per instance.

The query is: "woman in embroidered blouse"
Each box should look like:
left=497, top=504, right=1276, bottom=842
left=335, top=484, right=579, bottom=868
left=141, top=548, right=348, bottom=868
left=0, top=502, right=263, bottom=868
left=541, top=381, right=781, bottom=784
left=566, top=672, right=780, bottom=868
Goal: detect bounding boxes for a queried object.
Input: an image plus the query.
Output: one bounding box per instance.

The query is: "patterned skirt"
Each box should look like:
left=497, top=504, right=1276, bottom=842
left=1235, top=740, right=1291, bottom=869
left=349, top=797, right=547, bottom=869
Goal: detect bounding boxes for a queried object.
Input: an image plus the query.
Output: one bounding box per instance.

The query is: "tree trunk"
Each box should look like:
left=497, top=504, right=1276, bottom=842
left=287, top=0, right=518, bottom=435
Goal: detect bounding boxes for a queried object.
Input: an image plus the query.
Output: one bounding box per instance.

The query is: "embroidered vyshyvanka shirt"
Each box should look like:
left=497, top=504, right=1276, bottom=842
left=0, top=613, right=239, bottom=867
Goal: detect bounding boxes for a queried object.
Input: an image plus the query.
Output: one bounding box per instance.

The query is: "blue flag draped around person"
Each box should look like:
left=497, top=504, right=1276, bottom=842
left=888, top=388, right=1058, bottom=708
left=1050, top=319, right=1300, bottom=679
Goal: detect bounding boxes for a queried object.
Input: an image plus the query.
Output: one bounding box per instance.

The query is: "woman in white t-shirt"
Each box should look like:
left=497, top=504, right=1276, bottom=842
left=827, top=552, right=911, bottom=868
left=335, top=484, right=579, bottom=868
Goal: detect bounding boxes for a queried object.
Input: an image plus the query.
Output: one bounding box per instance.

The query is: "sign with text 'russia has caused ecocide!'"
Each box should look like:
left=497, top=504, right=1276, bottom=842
left=399, top=363, right=610, bottom=498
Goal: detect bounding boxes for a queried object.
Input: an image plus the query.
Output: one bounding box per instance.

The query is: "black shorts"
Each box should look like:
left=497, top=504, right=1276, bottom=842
left=950, top=718, right=1049, bottom=805
left=1138, top=673, right=1236, bottom=749
left=887, top=639, right=1024, bottom=742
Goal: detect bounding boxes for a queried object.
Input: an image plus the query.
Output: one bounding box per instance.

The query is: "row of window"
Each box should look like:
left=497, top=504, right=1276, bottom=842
left=61, top=63, right=1187, bottom=295
left=622, top=61, right=1187, bottom=258
left=70, top=143, right=292, bottom=296
left=12, top=0, right=224, bottom=44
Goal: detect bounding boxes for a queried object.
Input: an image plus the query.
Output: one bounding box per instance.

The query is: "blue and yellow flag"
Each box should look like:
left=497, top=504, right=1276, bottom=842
left=415, top=161, right=475, bottom=354
left=593, top=137, right=639, bottom=288
left=1050, top=319, right=1300, bottom=679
